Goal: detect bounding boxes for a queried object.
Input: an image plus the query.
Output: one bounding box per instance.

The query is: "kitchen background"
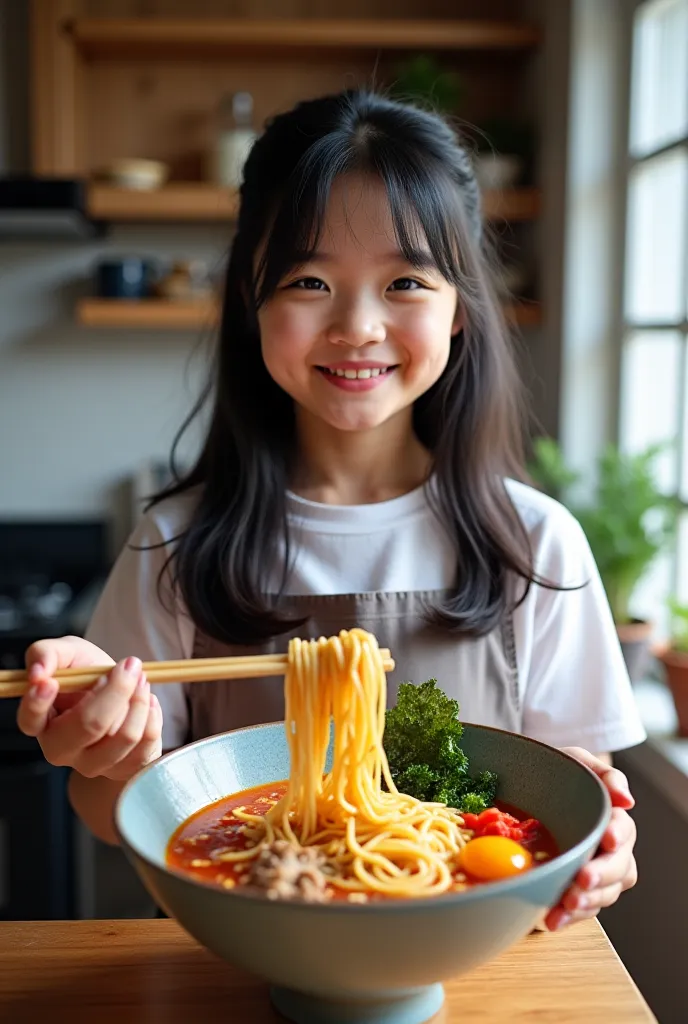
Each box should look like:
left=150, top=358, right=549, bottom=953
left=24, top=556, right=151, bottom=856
left=0, top=1, right=686, bottom=1021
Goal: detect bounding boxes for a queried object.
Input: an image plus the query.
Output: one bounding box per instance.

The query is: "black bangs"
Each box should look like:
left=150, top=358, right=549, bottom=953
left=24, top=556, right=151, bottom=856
left=148, top=90, right=550, bottom=648
left=252, top=112, right=480, bottom=309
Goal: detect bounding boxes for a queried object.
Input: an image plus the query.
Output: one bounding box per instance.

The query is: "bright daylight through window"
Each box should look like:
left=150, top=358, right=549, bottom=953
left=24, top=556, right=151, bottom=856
left=620, top=0, right=688, bottom=627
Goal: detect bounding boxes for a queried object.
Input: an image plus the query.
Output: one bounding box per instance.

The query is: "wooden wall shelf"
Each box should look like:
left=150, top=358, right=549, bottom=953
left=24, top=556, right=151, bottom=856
left=68, top=18, right=541, bottom=59
left=505, top=301, right=542, bottom=328
left=87, top=183, right=240, bottom=222
left=77, top=298, right=542, bottom=331
left=482, top=187, right=540, bottom=222
left=86, top=184, right=539, bottom=224
left=76, top=298, right=217, bottom=330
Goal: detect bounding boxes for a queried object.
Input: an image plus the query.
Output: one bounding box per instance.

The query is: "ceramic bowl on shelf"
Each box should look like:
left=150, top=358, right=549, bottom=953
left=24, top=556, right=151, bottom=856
left=105, top=158, right=169, bottom=191
left=474, top=153, right=524, bottom=191
left=115, top=721, right=609, bottom=1024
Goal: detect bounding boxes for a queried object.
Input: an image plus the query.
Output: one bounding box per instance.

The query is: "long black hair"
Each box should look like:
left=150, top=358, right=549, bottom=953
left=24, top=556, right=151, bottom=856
left=151, top=89, right=538, bottom=644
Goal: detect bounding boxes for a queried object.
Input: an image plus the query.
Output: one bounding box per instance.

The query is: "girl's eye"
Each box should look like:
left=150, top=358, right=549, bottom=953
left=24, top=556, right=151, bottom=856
left=288, top=277, right=328, bottom=291
left=389, top=278, right=424, bottom=292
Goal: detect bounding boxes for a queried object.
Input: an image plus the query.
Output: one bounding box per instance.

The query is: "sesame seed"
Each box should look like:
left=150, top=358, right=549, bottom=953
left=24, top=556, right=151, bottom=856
left=534, top=851, right=550, bottom=862
left=222, top=878, right=236, bottom=889
left=191, top=859, right=212, bottom=868
left=347, top=893, right=368, bottom=904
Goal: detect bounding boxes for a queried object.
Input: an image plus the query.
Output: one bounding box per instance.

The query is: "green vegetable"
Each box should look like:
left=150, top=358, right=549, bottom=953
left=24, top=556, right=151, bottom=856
left=383, top=680, right=498, bottom=813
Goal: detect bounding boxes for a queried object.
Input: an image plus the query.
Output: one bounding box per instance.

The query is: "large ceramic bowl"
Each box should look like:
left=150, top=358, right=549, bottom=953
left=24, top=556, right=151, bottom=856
left=115, top=722, right=610, bottom=1024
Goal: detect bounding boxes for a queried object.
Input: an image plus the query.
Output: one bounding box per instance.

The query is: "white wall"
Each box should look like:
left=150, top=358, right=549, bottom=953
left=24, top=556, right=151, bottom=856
left=0, top=227, right=221, bottom=520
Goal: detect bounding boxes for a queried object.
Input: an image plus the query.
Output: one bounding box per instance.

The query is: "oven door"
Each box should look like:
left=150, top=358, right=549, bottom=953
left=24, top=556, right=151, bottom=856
left=0, top=753, right=74, bottom=919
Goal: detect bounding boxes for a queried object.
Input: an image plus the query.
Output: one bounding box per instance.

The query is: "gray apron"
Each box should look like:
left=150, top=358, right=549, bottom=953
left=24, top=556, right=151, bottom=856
left=186, top=590, right=521, bottom=742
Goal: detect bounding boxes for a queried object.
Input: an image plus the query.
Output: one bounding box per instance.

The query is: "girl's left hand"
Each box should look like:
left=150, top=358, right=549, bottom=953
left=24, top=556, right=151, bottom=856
left=545, top=747, right=638, bottom=931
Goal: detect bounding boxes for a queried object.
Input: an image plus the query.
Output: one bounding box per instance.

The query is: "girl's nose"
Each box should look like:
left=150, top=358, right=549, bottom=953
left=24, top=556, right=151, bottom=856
left=326, top=303, right=386, bottom=348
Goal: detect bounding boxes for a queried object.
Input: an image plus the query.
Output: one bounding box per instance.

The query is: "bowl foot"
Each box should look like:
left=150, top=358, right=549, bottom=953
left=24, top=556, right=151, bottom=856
left=269, top=983, right=444, bottom=1024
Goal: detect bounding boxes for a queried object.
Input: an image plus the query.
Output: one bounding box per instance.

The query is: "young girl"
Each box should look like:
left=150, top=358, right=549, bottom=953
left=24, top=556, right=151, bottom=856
left=18, top=90, right=643, bottom=931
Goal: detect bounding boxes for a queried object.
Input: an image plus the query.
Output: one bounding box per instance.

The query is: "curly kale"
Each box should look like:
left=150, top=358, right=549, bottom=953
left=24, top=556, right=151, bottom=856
left=383, top=680, right=498, bottom=813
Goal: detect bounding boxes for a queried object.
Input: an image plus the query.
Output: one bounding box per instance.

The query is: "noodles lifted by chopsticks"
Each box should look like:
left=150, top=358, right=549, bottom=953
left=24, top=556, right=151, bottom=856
left=229, top=628, right=472, bottom=897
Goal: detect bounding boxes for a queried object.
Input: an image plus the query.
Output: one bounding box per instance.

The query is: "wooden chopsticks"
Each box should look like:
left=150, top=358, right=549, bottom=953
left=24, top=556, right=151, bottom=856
left=0, top=650, right=395, bottom=699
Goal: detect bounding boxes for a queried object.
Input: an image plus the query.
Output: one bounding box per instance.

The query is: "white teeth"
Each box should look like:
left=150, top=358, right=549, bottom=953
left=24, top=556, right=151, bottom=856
left=322, top=367, right=388, bottom=379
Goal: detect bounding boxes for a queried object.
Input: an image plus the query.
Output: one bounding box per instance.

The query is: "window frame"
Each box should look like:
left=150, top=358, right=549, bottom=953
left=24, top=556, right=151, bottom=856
left=617, top=0, right=688, bottom=602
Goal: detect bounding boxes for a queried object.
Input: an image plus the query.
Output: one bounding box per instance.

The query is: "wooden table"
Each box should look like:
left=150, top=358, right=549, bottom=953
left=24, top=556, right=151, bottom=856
left=0, top=918, right=655, bottom=1023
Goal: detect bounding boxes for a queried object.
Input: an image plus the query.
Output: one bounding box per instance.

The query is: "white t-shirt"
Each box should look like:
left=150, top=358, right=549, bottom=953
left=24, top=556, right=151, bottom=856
left=86, top=479, right=646, bottom=754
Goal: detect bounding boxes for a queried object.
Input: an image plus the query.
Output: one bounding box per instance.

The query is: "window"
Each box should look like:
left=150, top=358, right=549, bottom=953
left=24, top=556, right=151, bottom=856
left=620, top=0, right=688, bottom=622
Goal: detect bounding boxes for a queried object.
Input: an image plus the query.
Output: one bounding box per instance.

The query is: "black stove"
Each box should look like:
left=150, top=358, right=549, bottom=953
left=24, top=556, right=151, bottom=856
left=0, top=521, right=108, bottom=919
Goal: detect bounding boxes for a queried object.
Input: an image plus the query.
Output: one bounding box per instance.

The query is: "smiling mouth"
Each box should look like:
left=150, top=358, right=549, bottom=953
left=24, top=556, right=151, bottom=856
left=316, top=366, right=398, bottom=380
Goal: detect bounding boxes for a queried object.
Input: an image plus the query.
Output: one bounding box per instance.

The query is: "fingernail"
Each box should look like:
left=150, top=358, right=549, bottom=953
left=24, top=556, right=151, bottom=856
left=555, top=913, right=571, bottom=931
left=92, top=674, right=108, bottom=692
left=28, top=680, right=50, bottom=700
left=135, top=674, right=149, bottom=693
left=576, top=894, right=589, bottom=910
left=584, top=873, right=600, bottom=890
left=124, top=656, right=142, bottom=675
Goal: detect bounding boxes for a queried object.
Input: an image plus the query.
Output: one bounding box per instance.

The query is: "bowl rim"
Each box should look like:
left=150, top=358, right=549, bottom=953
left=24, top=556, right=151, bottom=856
left=114, top=719, right=612, bottom=914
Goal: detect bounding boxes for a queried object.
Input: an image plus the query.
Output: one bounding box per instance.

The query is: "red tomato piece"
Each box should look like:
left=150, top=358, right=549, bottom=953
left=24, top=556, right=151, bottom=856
left=462, top=807, right=543, bottom=843
left=480, top=820, right=512, bottom=838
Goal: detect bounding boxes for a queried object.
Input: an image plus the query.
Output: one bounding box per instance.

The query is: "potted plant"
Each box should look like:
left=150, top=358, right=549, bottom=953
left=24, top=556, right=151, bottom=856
left=528, top=438, right=676, bottom=682
left=388, top=54, right=463, bottom=115
left=658, top=600, right=688, bottom=736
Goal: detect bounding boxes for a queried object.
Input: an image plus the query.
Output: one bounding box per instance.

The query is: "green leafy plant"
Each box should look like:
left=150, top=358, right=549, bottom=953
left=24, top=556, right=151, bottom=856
left=389, top=54, right=463, bottom=114
left=528, top=439, right=676, bottom=625
left=668, top=598, right=688, bottom=653
left=527, top=437, right=578, bottom=502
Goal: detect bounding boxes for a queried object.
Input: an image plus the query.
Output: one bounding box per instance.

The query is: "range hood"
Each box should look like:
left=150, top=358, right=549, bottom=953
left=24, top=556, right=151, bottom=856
left=0, top=177, right=104, bottom=240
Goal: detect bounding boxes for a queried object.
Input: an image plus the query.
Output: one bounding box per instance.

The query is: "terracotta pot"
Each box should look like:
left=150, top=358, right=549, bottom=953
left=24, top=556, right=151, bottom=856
left=616, top=619, right=653, bottom=684
left=658, top=648, right=688, bottom=738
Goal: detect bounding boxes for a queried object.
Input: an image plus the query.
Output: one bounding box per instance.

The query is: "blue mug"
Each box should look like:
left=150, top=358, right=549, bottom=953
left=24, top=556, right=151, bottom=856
left=96, top=258, right=157, bottom=299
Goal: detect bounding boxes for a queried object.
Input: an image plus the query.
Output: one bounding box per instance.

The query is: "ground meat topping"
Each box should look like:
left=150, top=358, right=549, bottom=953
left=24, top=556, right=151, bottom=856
left=247, top=839, right=331, bottom=902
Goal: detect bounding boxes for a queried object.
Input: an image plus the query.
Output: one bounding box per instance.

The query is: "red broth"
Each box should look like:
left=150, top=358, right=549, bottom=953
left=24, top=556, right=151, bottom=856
left=166, top=782, right=559, bottom=900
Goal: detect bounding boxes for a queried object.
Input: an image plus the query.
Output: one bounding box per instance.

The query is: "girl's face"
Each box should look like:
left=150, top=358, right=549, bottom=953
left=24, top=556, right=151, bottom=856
left=258, top=175, right=462, bottom=435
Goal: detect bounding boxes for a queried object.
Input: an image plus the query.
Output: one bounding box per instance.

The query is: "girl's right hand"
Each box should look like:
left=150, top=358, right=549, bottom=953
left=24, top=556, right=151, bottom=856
left=16, top=636, right=163, bottom=782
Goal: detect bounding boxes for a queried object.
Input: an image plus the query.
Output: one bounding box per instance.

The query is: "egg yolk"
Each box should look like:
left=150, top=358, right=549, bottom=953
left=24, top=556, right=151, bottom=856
left=459, top=836, right=533, bottom=882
